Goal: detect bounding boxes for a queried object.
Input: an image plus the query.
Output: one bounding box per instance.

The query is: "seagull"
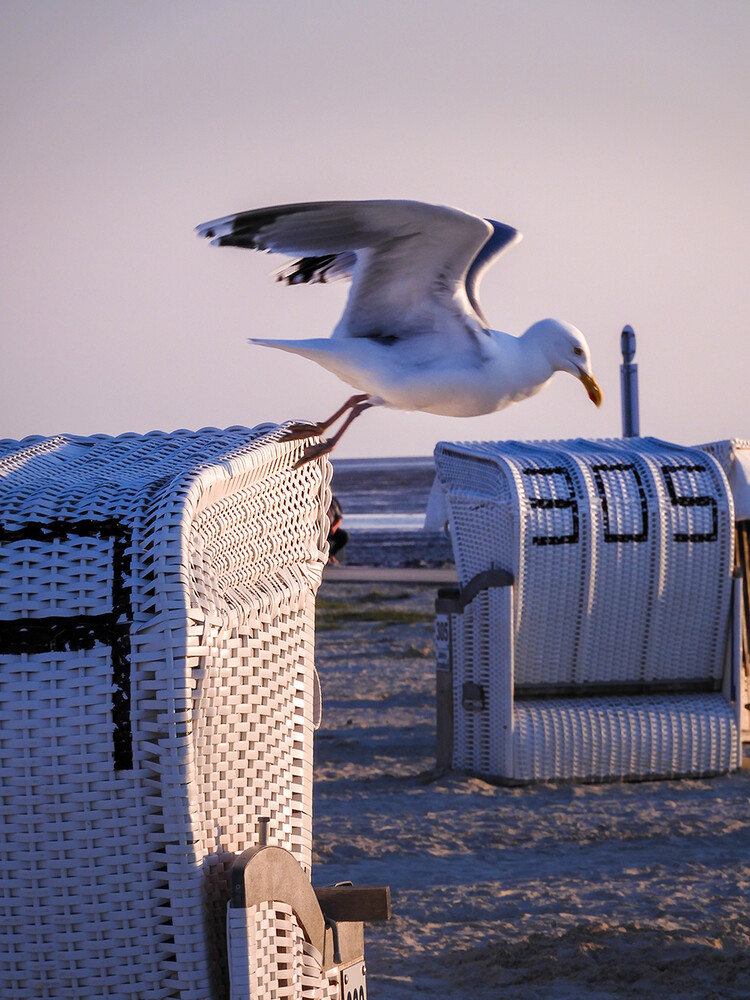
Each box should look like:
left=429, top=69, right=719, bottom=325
left=195, top=199, right=602, bottom=464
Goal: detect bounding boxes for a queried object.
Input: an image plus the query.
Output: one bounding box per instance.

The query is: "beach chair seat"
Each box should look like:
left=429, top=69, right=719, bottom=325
left=434, top=437, right=742, bottom=783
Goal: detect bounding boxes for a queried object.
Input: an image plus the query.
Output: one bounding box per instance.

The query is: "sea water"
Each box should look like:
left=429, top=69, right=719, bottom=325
left=330, top=456, right=437, bottom=524
left=329, top=456, right=453, bottom=567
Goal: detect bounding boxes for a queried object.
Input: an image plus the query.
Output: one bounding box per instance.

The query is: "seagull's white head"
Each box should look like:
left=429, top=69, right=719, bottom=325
left=526, top=318, right=602, bottom=407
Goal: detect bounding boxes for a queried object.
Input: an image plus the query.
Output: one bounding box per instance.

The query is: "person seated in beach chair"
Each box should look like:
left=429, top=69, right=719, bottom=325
left=327, top=496, right=348, bottom=563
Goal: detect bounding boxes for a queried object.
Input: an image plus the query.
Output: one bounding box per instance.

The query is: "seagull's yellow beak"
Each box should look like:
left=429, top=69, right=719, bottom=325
left=578, top=369, right=603, bottom=407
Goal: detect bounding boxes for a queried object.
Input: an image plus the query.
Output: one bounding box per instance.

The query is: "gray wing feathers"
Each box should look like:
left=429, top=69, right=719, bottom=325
left=274, top=252, right=356, bottom=285
left=197, top=201, right=383, bottom=254
left=195, top=199, right=517, bottom=337
left=465, top=221, right=522, bottom=327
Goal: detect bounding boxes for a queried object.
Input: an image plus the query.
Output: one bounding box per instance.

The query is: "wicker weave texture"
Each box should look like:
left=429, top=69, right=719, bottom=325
left=451, top=588, right=514, bottom=777
left=437, top=437, right=739, bottom=782
left=436, top=437, right=734, bottom=690
left=513, top=693, right=738, bottom=782
left=700, top=439, right=750, bottom=739
left=0, top=426, right=330, bottom=999
left=227, top=903, right=340, bottom=1000
left=700, top=438, right=750, bottom=520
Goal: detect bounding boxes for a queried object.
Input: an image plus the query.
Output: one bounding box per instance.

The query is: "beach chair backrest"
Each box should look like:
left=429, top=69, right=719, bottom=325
left=435, top=437, right=734, bottom=693
left=0, top=426, right=329, bottom=999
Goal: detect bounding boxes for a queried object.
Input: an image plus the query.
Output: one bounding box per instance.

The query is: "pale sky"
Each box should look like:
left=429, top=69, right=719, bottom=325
left=2, top=0, right=749, bottom=457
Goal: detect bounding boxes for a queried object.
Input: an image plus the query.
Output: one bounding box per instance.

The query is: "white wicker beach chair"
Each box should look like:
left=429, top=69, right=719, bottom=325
left=0, top=425, right=385, bottom=999
left=434, top=437, right=743, bottom=783
left=700, top=438, right=750, bottom=742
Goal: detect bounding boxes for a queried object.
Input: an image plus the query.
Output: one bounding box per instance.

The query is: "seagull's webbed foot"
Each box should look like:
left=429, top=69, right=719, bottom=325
left=278, top=393, right=372, bottom=444
left=278, top=420, right=328, bottom=442
left=291, top=394, right=376, bottom=468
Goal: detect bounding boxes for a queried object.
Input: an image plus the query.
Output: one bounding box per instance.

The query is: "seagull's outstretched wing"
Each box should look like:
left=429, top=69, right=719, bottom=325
left=465, top=220, right=522, bottom=328
left=195, top=200, right=521, bottom=340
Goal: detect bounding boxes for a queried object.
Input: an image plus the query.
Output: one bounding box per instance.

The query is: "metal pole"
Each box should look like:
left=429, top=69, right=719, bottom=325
left=620, top=325, right=640, bottom=437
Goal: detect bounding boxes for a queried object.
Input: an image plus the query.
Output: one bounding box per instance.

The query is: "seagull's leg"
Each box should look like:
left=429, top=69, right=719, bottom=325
left=279, top=393, right=372, bottom=442
left=294, top=397, right=376, bottom=468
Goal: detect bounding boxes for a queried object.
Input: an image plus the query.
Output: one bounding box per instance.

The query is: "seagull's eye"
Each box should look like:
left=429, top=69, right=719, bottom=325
left=573, top=346, right=584, bottom=357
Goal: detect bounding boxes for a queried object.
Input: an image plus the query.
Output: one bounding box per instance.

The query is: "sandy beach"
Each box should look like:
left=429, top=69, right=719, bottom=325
left=311, top=581, right=750, bottom=999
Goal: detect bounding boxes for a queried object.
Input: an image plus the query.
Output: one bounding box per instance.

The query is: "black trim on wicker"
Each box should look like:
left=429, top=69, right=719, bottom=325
left=0, top=518, right=134, bottom=770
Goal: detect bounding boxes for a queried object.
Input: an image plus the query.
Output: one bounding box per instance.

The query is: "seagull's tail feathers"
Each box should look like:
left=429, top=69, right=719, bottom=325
left=247, top=337, right=369, bottom=390
left=249, top=337, right=299, bottom=351
left=248, top=337, right=343, bottom=363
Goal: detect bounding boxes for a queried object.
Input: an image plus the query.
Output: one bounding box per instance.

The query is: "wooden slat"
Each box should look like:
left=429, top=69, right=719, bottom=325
left=314, top=885, right=391, bottom=923
left=435, top=666, right=454, bottom=771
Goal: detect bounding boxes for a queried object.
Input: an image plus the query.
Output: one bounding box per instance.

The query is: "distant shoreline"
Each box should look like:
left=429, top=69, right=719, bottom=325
left=335, top=527, right=454, bottom=569
left=329, top=456, right=453, bottom=568
left=332, top=455, right=434, bottom=469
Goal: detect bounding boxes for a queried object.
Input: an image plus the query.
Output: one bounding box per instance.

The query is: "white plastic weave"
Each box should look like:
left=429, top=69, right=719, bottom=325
left=700, top=438, right=750, bottom=520
left=700, top=439, right=750, bottom=740
left=513, top=693, right=738, bottom=783
left=436, top=436, right=740, bottom=782
left=0, top=426, right=330, bottom=999
left=227, top=903, right=340, bottom=1000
